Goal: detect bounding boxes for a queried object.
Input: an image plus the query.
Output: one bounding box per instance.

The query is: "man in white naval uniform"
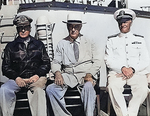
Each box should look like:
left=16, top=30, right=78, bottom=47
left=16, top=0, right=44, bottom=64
left=46, top=13, right=101, bottom=116
left=105, top=9, right=150, bottom=116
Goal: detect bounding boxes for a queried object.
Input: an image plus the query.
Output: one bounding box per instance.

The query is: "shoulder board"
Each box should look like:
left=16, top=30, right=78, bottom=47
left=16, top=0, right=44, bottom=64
left=108, top=34, right=119, bottom=39
left=133, top=34, right=144, bottom=38
left=79, top=33, right=83, bottom=37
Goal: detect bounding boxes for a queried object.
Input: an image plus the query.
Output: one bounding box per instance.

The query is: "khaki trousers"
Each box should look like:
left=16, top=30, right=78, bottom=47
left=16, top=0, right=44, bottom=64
left=0, top=77, right=47, bottom=116
left=107, top=71, right=149, bottom=116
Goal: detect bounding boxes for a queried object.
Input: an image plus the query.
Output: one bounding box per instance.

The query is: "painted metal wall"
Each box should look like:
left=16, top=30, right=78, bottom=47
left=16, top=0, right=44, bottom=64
left=1, top=3, right=150, bottom=87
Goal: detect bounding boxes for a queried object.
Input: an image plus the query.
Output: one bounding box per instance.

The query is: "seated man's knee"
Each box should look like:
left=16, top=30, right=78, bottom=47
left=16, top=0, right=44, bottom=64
left=108, top=83, right=124, bottom=92
left=107, top=83, right=116, bottom=89
left=32, top=87, right=44, bottom=94
left=136, top=85, right=148, bottom=94
left=46, top=84, right=55, bottom=94
left=0, top=87, right=16, bottom=101
left=0, top=86, right=10, bottom=94
left=84, top=82, right=94, bottom=91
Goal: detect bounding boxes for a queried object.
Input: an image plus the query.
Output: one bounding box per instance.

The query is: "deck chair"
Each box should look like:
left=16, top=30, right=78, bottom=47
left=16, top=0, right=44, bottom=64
left=14, top=88, right=31, bottom=116
left=146, top=84, right=150, bottom=116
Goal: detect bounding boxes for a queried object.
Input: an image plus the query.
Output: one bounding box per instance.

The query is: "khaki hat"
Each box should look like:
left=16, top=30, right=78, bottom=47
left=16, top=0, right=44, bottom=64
left=62, top=13, right=86, bottom=24
left=13, top=15, right=33, bottom=27
left=114, top=8, right=136, bottom=21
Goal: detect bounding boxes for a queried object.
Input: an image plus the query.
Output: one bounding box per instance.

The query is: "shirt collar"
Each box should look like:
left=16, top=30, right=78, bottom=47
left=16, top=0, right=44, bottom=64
left=69, top=36, right=81, bottom=44
left=75, top=37, right=80, bottom=44
left=24, top=37, right=30, bottom=43
left=119, top=31, right=132, bottom=38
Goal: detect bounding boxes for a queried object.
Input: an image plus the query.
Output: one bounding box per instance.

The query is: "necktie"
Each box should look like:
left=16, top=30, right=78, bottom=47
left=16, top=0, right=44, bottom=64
left=73, top=42, right=79, bottom=61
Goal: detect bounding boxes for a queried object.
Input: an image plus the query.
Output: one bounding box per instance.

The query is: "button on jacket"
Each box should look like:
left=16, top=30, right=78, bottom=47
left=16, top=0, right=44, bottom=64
left=105, top=32, right=150, bottom=74
left=2, top=35, right=50, bottom=80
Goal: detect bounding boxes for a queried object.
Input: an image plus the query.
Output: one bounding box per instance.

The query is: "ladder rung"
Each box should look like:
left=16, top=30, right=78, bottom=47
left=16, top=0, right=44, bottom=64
left=67, top=90, right=79, bottom=92
left=66, top=104, right=82, bottom=107
left=16, top=99, right=28, bottom=102
left=64, top=96, right=80, bottom=99
left=0, top=24, right=14, bottom=28
left=123, top=94, right=131, bottom=96
left=15, top=107, right=30, bottom=110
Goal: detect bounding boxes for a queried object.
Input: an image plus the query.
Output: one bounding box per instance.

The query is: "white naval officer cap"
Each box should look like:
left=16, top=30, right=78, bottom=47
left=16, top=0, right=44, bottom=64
left=114, top=8, right=136, bottom=23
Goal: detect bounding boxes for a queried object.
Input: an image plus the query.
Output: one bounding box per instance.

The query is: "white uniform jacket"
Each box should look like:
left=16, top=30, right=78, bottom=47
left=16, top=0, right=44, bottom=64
left=105, top=32, right=150, bottom=74
left=51, top=35, right=101, bottom=87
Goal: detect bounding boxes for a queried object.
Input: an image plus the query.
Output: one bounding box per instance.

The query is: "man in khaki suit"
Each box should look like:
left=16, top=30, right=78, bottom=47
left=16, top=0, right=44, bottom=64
left=46, top=13, right=101, bottom=116
left=0, top=15, right=50, bottom=116
left=105, top=9, right=150, bottom=116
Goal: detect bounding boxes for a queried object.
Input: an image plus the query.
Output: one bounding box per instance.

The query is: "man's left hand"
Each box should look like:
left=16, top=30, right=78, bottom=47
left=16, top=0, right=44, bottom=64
left=29, top=75, right=39, bottom=83
left=121, top=67, right=134, bottom=79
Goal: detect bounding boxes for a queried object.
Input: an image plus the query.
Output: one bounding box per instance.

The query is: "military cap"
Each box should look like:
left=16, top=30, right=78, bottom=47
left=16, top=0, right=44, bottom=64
left=13, top=15, right=33, bottom=27
left=114, top=8, right=136, bottom=22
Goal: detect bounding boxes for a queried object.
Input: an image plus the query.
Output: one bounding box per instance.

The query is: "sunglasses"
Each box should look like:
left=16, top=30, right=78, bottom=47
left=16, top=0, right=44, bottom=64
left=68, top=24, right=82, bottom=30
left=17, top=25, right=30, bottom=32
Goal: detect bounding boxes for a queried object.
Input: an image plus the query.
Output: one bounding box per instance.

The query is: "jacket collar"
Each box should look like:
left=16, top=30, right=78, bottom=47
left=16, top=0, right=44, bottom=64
left=13, top=35, right=37, bottom=47
left=119, top=31, right=132, bottom=38
left=15, top=35, right=34, bottom=43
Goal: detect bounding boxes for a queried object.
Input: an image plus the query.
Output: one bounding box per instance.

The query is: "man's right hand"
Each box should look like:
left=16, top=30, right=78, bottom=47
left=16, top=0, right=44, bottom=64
left=54, top=71, right=64, bottom=86
left=121, top=67, right=134, bottom=79
left=15, top=77, right=26, bottom=87
left=23, top=79, right=30, bottom=84
left=84, top=73, right=93, bottom=83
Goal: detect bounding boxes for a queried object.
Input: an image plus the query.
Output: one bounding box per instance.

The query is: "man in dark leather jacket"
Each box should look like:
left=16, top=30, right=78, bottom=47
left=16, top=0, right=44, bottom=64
left=0, top=15, right=50, bottom=116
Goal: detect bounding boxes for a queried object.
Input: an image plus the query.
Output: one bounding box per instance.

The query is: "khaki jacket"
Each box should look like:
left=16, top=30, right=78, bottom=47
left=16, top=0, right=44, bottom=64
left=51, top=35, right=101, bottom=87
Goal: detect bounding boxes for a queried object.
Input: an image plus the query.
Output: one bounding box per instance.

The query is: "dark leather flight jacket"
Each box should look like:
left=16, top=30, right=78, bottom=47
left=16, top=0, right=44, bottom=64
left=2, top=35, right=50, bottom=80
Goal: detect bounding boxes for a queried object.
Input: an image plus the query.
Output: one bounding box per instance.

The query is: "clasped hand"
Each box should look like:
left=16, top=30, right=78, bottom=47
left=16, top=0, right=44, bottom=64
left=15, top=75, right=39, bottom=87
left=121, top=67, right=134, bottom=79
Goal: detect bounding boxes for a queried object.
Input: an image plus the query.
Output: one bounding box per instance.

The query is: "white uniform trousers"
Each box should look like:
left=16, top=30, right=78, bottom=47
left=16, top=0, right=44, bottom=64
left=107, top=71, right=149, bottom=116
left=0, top=77, right=47, bottom=116
left=46, top=81, right=96, bottom=116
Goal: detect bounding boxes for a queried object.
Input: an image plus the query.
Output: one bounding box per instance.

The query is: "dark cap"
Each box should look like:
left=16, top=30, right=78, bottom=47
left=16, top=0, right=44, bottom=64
left=13, top=15, right=33, bottom=27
